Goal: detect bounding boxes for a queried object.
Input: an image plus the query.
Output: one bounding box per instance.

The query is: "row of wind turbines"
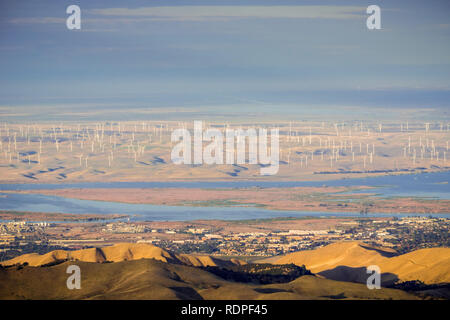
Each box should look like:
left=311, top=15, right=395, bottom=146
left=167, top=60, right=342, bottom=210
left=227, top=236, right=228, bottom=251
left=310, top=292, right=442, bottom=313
left=0, top=121, right=449, bottom=174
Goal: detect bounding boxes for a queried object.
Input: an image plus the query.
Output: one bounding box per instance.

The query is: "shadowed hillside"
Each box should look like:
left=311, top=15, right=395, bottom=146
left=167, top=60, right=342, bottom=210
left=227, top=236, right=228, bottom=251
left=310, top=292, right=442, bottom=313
left=1, top=241, right=446, bottom=300
left=0, top=258, right=417, bottom=300
left=272, top=241, right=450, bottom=285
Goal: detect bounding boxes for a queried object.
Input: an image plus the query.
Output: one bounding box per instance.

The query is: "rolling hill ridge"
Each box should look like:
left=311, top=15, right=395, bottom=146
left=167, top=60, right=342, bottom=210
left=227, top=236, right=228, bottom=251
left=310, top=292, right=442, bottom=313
left=0, top=241, right=447, bottom=300
left=0, top=242, right=245, bottom=268
left=273, top=241, right=450, bottom=285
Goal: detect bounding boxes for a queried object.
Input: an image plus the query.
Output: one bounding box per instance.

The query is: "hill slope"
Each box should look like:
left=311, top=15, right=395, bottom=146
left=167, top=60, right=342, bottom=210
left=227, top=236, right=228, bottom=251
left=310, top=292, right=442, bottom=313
left=0, top=243, right=244, bottom=268
left=274, top=241, right=450, bottom=285
left=0, top=258, right=416, bottom=300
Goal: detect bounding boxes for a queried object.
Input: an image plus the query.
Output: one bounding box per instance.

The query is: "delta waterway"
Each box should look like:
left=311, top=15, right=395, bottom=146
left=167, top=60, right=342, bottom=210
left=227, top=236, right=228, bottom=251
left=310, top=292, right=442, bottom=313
left=0, top=171, right=449, bottom=221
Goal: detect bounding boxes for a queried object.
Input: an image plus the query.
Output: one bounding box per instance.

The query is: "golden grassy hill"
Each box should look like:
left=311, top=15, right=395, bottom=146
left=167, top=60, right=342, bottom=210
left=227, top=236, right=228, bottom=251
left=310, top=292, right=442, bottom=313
left=273, top=241, right=450, bottom=285
left=0, top=243, right=245, bottom=268
left=0, top=258, right=416, bottom=300
left=378, top=247, right=450, bottom=284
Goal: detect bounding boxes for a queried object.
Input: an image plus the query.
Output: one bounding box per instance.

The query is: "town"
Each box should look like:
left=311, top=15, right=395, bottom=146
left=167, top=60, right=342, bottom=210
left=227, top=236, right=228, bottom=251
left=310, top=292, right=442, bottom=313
left=1, top=215, right=448, bottom=261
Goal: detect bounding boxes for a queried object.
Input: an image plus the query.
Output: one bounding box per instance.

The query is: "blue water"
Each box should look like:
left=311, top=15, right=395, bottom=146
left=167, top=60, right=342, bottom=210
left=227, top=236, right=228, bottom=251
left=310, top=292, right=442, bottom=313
left=0, top=192, right=448, bottom=221
left=0, top=171, right=448, bottom=221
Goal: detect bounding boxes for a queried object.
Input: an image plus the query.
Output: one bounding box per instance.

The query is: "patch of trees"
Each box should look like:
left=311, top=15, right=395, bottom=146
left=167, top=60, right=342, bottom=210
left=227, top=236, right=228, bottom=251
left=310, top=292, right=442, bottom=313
left=388, top=280, right=450, bottom=292
left=40, top=259, right=68, bottom=267
left=201, top=263, right=312, bottom=284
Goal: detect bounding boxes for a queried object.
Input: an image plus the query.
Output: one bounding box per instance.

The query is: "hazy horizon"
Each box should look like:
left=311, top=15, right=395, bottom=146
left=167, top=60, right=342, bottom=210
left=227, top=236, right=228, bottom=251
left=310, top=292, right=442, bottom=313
left=1, top=0, right=450, bottom=120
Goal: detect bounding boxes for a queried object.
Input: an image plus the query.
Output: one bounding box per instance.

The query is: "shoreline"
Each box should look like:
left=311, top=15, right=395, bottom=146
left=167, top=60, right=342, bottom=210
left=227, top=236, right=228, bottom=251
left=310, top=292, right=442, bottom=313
left=0, top=210, right=129, bottom=222
left=3, top=186, right=450, bottom=215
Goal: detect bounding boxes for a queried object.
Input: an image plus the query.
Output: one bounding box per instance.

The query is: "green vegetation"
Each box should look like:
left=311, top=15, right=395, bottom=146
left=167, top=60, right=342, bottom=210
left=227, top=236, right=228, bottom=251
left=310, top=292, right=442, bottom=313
left=388, top=280, right=450, bottom=293
left=201, top=263, right=312, bottom=284
left=40, top=259, right=68, bottom=267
